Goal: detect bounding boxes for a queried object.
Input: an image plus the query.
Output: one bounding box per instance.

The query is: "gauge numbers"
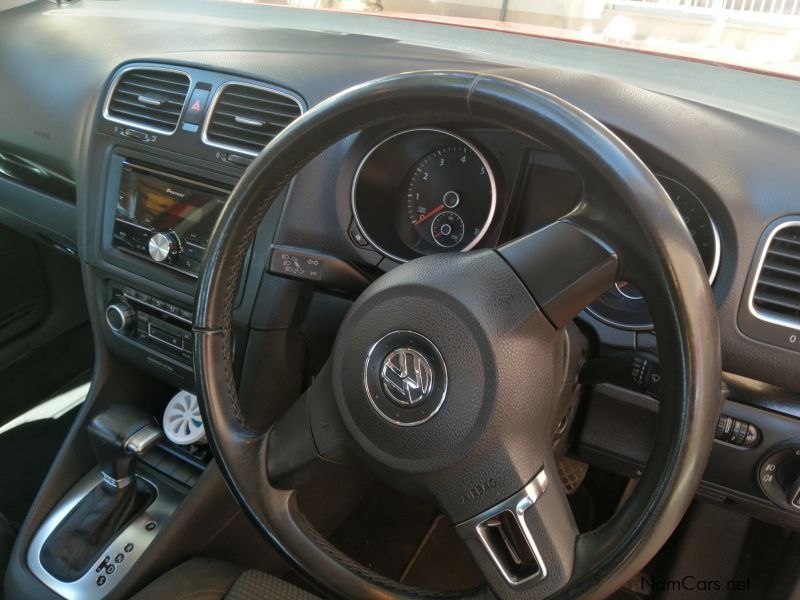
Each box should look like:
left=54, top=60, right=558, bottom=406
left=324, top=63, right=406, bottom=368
left=404, top=142, right=495, bottom=255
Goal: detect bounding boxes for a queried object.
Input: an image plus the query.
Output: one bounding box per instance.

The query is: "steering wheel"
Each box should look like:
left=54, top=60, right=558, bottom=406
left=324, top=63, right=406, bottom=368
left=194, top=72, right=721, bottom=599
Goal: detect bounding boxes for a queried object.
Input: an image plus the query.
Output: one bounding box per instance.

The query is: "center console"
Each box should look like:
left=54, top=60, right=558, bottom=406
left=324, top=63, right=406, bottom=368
left=81, top=61, right=306, bottom=393
left=9, top=61, right=309, bottom=599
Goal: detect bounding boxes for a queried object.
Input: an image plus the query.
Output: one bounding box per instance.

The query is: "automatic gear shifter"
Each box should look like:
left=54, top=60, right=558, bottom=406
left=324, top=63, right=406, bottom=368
left=40, top=405, right=161, bottom=582
left=88, top=405, right=162, bottom=489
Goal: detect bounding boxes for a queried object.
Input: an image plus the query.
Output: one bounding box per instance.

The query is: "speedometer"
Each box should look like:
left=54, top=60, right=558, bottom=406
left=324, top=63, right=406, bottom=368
left=586, top=175, right=721, bottom=330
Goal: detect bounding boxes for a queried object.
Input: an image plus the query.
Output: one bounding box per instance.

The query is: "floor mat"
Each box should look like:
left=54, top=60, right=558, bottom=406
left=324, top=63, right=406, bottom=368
left=400, top=514, right=484, bottom=591
left=327, top=481, right=484, bottom=592
left=327, top=481, right=437, bottom=581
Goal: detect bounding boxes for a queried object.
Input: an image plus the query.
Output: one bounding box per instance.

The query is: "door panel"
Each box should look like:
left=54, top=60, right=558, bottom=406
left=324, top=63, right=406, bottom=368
left=0, top=224, right=92, bottom=424
left=0, top=227, right=48, bottom=346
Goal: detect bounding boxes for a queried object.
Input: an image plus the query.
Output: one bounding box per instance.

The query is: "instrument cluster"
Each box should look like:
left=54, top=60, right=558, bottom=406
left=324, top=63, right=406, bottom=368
left=351, top=128, right=721, bottom=332
left=352, top=128, right=498, bottom=262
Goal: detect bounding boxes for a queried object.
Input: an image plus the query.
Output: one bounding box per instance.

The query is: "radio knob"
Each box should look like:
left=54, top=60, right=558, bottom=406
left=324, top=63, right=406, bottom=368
left=106, top=302, right=134, bottom=333
left=148, top=232, right=179, bottom=263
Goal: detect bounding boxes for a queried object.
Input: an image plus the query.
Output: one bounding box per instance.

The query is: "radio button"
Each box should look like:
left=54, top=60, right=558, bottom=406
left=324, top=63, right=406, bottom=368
left=179, top=258, right=196, bottom=273
left=184, top=243, right=205, bottom=261
left=148, top=232, right=179, bottom=263
left=150, top=326, right=183, bottom=349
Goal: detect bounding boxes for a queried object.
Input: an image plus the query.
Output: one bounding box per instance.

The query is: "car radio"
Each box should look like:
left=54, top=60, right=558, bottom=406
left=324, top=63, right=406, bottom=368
left=111, top=162, right=230, bottom=277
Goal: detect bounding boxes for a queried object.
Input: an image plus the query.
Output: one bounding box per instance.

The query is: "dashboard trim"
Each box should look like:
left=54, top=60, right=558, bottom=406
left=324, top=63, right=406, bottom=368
left=102, top=65, right=192, bottom=137
left=350, top=127, right=498, bottom=263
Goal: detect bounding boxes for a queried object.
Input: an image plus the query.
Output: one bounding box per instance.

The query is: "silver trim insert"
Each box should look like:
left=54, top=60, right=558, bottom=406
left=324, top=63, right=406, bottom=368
left=351, top=128, right=498, bottom=264
left=28, top=471, right=182, bottom=599
left=105, top=303, right=131, bottom=333
left=460, top=469, right=549, bottom=586
left=136, top=94, right=165, bottom=107
left=747, top=219, right=800, bottom=332
left=125, top=425, right=163, bottom=456
left=103, top=66, right=192, bottom=136
left=234, top=115, right=265, bottom=127
left=201, top=81, right=305, bottom=157
left=100, top=472, right=133, bottom=489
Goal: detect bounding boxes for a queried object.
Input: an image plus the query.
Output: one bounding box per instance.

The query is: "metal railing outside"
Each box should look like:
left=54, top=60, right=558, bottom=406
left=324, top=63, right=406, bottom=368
left=619, top=0, right=800, bottom=18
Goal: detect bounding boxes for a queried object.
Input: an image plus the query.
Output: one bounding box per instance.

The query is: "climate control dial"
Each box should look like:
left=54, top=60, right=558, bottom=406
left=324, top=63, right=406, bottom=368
left=105, top=302, right=134, bottom=333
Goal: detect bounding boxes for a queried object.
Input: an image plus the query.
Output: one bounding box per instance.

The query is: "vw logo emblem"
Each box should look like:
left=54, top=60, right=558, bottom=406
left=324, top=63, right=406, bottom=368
left=380, top=348, right=434, bottom=406
left=363, top=330, right=447, bottom=427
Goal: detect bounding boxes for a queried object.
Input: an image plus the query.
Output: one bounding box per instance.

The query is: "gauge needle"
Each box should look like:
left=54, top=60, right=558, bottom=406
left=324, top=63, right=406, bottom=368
left=414, top=204, right=445, bottom=226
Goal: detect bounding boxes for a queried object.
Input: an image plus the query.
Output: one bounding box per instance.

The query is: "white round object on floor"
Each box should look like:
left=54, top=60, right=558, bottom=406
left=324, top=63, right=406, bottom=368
left=163, top=390, right=206, bottom=446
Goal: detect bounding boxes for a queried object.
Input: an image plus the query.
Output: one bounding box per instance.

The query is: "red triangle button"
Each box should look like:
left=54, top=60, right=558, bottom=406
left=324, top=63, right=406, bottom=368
left=190, top=99, right=202, bottom=113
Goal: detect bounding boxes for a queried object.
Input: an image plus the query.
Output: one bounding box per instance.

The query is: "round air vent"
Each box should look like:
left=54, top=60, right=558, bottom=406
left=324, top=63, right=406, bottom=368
left=163, top=390, right=206, bottom=446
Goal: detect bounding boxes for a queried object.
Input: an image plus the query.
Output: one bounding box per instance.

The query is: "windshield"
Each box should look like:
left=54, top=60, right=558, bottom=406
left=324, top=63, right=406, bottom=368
left=238, top=0, right=800, bottom=78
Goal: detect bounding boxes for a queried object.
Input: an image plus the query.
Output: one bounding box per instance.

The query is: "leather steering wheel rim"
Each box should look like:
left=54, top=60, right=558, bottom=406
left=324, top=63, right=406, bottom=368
left=194, top=71, right=721, bottom=599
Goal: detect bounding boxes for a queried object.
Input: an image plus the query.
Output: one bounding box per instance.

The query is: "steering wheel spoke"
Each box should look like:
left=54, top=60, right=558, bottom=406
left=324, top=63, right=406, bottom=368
left=497, top=219, right=618, bottom=329
left=267, top=360, right=352, bottom=490
left=455, top=461, right=578, bottom=599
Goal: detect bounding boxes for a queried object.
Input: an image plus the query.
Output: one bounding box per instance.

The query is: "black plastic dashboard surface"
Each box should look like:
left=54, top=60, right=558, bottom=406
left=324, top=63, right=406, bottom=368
left=2, top=3, right=800, bottom=599
left=0, top=0, right=798, bottom=386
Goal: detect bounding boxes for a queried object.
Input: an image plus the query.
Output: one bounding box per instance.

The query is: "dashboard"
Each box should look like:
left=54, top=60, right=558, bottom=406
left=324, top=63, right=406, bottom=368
left=2, top=0, right=800, bottom=571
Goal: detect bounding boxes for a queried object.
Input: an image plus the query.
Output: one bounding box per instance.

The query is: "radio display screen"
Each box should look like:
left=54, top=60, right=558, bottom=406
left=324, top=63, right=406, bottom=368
left=116, top=164, right=228, bottom=246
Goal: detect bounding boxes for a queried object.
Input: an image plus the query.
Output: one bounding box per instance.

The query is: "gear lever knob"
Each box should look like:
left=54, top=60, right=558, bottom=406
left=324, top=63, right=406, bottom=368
left=87, top=405, right=162, bottom=489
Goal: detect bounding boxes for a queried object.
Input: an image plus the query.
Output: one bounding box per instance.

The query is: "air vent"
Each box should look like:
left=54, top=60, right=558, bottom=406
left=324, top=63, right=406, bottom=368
left=751, top=222, right=800, bottom=328
left=203, top=83, right=303, bottom=156
left=105, top=67, right=191, bottom=134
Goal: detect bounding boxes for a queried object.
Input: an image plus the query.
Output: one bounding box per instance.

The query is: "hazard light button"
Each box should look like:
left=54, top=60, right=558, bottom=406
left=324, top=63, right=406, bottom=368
left=184, top=88, right=210, bottom=126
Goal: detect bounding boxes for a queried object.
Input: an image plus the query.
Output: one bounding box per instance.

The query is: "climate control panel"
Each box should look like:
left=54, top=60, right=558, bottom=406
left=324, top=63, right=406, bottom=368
left=105, top=285, right=194, bottom=366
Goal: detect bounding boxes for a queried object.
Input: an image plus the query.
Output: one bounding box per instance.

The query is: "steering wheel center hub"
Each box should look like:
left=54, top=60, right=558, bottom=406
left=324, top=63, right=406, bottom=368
left=364, top=330, right=447, bottom=425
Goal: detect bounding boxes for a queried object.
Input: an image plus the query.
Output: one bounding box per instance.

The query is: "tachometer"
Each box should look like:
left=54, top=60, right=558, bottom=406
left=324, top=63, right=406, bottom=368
left=586, top=175, right=721, bottom=330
